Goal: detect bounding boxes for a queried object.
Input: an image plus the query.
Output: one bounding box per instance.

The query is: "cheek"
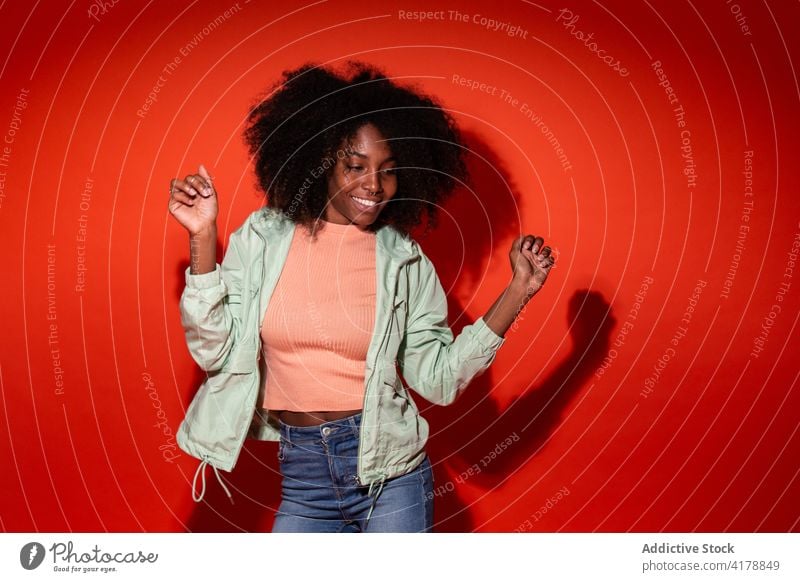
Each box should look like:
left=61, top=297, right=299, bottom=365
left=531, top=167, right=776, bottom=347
left=384, top=178, right=398, bottom=197
left=337, top=169, right=359, bottom=191
left=328, top=171, right=355, bottom=195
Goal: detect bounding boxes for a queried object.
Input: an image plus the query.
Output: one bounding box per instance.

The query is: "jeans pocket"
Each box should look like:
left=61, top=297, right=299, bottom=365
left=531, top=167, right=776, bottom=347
left=278, top=436, right=288, bottom=463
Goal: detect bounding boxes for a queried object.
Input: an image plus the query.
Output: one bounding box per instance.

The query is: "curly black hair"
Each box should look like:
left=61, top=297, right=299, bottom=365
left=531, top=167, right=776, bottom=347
left=242, top=61, right=468, bottom=238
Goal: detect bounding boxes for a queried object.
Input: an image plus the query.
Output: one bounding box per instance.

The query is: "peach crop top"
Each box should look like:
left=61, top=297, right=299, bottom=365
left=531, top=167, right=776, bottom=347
left=260, top=219, right=377, bottom=411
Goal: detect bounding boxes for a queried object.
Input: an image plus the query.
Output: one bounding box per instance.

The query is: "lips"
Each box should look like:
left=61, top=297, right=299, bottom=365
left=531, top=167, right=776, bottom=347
left=350, top=194, right=381, bottom=213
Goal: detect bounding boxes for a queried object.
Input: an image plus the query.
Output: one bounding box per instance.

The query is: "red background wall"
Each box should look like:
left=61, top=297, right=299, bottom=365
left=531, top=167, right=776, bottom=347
left=0, top=0, right=798, bottom=532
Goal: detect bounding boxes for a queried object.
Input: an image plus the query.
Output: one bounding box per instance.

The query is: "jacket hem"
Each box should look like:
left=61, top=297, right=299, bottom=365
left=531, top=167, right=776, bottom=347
left=184, top=264, right=222, bottom=289
left=472, top=316, right=506, bottom=351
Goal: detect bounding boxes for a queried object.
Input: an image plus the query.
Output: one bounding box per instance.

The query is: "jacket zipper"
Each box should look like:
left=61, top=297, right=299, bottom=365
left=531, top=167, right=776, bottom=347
left=248, top=214, right=417, bottom=489
left=355, top=257, right=411, bottom=487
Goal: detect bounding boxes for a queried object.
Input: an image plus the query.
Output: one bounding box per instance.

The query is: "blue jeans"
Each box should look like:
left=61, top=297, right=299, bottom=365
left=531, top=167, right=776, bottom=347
left=271, top=411, right=434, bottom=533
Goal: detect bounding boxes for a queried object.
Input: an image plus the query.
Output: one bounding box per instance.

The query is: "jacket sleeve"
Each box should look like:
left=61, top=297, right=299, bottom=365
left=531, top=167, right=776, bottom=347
left=179, top=230, right=245, bottom=372
left=397, top=249, right=506, bottom=406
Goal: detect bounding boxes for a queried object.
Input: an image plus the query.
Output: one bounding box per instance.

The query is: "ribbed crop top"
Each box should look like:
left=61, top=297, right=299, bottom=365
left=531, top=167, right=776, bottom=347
left=260, top=219, right=377, bottom=411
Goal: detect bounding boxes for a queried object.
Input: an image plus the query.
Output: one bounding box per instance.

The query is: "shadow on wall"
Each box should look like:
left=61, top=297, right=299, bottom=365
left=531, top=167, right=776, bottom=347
left=409, top=130, right=617, bottom=532
left=177, top=130, right=616, bottom=532
left=422, top=289, right=615, bottom=532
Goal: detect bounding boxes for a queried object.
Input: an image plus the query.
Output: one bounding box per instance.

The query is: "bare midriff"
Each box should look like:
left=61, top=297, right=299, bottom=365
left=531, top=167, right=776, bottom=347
left=268, top=409, right=363, bottom=427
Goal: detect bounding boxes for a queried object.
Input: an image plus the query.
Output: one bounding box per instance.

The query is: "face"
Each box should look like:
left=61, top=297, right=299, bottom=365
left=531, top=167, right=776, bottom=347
left=324, top=123, right=397, bottom=228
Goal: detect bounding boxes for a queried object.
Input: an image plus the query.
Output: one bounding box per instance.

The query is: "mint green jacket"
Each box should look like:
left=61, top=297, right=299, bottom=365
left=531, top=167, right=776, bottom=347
left=176, top=206, right=506, bottom=506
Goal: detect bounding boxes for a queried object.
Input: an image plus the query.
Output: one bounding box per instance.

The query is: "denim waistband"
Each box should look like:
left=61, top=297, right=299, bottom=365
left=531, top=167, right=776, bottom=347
left=276, top=410, right=386, bottom=525
left=278, top=411, right=362, bottom=443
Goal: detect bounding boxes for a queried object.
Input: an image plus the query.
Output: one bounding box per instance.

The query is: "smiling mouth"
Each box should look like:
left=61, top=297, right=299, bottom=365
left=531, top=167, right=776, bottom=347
left=350, top=195, right=382, bottom=211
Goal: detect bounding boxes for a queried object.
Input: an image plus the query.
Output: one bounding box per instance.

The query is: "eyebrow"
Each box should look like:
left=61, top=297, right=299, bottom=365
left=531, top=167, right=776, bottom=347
left=345, top=149, right=396, bottom=163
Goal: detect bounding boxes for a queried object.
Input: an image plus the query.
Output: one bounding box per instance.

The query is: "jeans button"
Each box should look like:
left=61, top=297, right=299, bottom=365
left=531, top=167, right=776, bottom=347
left=322, top=426, right=331, bottom=436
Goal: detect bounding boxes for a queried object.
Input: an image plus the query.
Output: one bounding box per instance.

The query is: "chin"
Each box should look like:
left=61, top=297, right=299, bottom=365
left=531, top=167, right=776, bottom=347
left=352, top=215, right=379, bottom=227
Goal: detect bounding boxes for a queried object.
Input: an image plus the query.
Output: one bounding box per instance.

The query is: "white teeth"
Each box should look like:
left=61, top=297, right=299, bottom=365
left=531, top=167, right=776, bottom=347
left=351, top=196, right=377, bottom=207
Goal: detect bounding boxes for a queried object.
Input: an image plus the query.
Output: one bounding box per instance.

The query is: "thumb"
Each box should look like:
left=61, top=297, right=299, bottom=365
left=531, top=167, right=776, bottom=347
left=198, top=164, right=213, bottom=182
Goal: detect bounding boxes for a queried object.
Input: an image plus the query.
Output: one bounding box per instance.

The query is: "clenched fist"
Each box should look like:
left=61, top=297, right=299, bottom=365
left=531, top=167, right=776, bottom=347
left=510, top=235, right=556, bottom=293
left=168, top=164, right=218, bottom=235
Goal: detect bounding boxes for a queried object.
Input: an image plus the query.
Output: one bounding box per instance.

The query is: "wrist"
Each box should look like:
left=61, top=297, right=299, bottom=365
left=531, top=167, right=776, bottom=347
left=190, top=224, right=217, bottom=240
left=510, top=276, right=541, bottom=298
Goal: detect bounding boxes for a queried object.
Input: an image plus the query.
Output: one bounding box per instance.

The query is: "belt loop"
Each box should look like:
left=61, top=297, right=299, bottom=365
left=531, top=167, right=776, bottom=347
left=282, top=422, right=291, bottom=446
left=278, top=420, right=286, bottom=445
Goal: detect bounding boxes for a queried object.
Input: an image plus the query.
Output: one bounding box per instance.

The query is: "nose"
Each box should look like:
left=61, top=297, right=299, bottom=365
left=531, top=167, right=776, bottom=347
left=361, top=170, right=382, bottom=195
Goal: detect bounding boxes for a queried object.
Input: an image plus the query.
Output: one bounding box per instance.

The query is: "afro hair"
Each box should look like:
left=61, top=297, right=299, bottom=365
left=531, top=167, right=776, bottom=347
left=242, top=61, right=468, bottom=238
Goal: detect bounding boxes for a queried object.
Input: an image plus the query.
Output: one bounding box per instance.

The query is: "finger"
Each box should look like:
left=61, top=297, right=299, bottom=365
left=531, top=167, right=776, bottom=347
left=178, top=177, right=200, bottom=197
left=538, top=250, right=556, bottom=265
left=185, top=175, right=209, bottom=197
left=171, top=189, right=195, bottom=207
left=521, top=235, right=535, bottom=251
left=197, top=165, right=215, bottom=196
left=196, top=174, right=215, bottom=197
left=198, top=164, right=214, bottom=183
left=189, top=173, right=211, bottom=194
left=531, top=236, right=544, bottom=253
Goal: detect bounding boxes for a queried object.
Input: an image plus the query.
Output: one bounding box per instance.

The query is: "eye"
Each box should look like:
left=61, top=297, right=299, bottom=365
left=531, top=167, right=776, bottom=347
left=381, top=168, right=397, bottom=176
left=346, top=164, right=364, bottom=172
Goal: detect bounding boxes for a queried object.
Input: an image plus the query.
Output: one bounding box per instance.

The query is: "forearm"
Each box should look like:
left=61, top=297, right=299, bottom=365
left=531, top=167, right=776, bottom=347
left=189, top=226, right=217, bottom=274
left=181, top=228, right=234, bottom=372
left=482, top=278, right=540, bottom=338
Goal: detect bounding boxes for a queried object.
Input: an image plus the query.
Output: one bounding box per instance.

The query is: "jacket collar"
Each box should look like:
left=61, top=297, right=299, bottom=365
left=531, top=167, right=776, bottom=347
left=248, top=206, right=418, bottom=263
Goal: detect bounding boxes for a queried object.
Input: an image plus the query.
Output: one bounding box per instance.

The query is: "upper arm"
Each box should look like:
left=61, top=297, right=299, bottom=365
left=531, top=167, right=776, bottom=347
left=396, top=246, right=506, bottom=405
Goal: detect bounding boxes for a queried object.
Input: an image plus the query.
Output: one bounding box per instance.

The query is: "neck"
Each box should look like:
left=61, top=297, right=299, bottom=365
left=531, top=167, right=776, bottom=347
left=317, top=217, right=370, bottom=232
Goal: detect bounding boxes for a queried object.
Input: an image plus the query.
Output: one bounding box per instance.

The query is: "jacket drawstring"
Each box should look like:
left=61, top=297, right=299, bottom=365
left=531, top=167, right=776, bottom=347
left=192, top=456, right=235, bottom=505
left=364, top=474, right=387, bottom=530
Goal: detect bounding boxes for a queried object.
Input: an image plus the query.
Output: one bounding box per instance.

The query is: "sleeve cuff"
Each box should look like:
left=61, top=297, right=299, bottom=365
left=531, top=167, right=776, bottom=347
left=472, top=316, right=506, bottom=351
left=184, top=263, right=222, bottom=289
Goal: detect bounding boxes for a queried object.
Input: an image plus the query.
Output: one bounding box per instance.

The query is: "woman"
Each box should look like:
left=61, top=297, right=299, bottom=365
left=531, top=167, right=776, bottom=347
left=168, top=62, right=555, bottom=533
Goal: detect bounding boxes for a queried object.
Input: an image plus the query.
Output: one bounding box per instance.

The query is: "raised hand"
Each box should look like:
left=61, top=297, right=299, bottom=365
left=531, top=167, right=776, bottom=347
left=168, top=164, right=218, bottom=235
left=510, top=234, right=556, bottom=293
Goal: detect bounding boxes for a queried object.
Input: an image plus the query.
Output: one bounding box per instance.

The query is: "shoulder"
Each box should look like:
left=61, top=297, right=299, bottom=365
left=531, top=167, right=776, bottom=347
left=399, top=234, right=437, bottom=284
left=243, top=206, right=290, bottom=230
left=231, top=206, right=291, bottom=241
left=377, top=222, right=426, bottom=264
